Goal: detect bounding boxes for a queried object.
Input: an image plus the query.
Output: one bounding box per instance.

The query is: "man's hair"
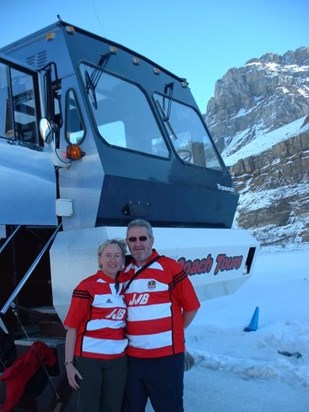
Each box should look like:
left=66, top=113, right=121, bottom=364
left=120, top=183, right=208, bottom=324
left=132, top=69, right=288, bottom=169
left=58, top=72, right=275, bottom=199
left=97, top=238, right=127, bottom=268
left=126, top=219, right=153, bottom=239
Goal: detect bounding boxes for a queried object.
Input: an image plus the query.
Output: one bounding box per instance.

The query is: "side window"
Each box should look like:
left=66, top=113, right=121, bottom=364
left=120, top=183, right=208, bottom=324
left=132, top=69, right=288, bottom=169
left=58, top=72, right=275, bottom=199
left=0, top=63, right=13, bottom=138
left=11, top=68, right=39, bottom=143
left=0, top=62, right=39, bottom=144
left=65, top=89, right=85, bottom=144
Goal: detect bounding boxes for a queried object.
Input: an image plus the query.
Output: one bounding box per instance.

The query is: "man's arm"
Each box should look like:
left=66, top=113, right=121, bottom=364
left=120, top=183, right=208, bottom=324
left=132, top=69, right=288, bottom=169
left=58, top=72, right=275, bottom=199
left=183, top=309, right=199, bottom=329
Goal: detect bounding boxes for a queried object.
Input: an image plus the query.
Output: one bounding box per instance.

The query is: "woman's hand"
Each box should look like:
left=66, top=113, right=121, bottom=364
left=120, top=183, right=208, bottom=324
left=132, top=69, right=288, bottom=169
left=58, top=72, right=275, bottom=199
left=65, top=363, right=83, bottom=390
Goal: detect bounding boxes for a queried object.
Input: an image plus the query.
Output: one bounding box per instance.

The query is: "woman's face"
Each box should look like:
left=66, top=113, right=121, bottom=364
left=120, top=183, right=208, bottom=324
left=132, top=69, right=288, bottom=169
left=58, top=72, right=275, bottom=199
left=99, top=244, right=124, bottom=278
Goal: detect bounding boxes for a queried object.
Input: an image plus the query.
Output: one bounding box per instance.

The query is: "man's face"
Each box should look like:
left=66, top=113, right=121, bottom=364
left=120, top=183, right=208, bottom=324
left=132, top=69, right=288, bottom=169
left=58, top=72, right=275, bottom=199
left=126, top=226, right=154, bottom=266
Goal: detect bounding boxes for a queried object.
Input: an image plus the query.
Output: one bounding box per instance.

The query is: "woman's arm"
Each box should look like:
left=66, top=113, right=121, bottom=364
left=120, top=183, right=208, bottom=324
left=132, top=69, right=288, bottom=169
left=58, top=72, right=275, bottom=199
left=65, top=327, right=83, bottom=390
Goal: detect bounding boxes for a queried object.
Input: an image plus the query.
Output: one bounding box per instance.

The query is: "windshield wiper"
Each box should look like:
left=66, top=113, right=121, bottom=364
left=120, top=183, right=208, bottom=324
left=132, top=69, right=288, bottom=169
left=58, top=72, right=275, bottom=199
left=155, top=98, right=178, bottom=141
left=85, top=70, right=97, bottom=108
left=85, top=49, right=116, bottom=109
left=163, top=82, right=174, bottom=121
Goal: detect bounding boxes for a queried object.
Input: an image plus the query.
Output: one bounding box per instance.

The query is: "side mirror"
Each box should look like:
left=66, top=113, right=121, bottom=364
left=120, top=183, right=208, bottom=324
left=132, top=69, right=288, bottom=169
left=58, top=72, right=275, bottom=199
left=39, top=118, right=53, bottom=144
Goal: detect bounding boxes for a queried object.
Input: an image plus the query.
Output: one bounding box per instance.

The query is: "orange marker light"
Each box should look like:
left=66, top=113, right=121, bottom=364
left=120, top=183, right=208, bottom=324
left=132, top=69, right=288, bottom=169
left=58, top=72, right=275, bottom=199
left=66, top=144, right=85, bottom=160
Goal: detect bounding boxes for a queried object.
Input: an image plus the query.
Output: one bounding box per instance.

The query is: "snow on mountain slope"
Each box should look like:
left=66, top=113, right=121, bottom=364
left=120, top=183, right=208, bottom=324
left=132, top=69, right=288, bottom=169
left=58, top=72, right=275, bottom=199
left=223, top=116, right=309, bottom=166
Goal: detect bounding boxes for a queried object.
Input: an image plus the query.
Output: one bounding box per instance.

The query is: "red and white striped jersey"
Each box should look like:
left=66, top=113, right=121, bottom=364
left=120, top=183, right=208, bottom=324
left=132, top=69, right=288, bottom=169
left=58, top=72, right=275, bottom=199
left=123, top=250, right=200, bottom=358
left=64, top=270, right=128, bottom=360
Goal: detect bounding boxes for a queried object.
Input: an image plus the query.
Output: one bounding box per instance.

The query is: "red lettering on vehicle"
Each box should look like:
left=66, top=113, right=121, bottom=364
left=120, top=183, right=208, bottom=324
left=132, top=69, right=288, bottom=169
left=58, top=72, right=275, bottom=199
left=214, top=254, right=243, bottom=275
left=178, top=254, right=213, bottom=275
left=178, top=254, right=243, bottom=276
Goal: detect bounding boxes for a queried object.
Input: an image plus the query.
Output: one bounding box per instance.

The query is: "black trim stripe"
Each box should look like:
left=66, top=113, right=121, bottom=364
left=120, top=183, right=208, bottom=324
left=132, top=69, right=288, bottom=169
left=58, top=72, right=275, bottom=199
left=169, top=269, right=187, bottom=291
left=72, top=289, right=92, bottom=302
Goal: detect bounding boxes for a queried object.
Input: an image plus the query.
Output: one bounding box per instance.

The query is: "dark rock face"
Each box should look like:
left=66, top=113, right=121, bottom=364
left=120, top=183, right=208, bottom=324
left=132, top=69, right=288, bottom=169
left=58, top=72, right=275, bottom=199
left=231, top=131, right=309, bottom=247
left=205, top=47, right=309, bottom=247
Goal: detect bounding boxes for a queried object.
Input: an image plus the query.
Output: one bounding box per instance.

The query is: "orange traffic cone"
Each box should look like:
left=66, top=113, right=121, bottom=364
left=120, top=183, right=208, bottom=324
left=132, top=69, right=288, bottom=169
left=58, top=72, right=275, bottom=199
left=244, top=306, right=259, bottom=332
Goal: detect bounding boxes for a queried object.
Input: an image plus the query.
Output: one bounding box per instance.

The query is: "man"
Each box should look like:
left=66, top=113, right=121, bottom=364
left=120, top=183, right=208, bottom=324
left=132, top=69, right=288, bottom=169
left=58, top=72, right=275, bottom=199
left=122, top=219, right=200, bottom=412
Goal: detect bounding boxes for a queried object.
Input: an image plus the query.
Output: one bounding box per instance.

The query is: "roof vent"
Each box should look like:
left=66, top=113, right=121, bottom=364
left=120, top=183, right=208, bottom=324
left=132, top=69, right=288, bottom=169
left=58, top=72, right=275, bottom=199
left=26, top=55, right=36, bottom=68
left=26, top=50, right=48, bottom=69
left=37, top=50, right=47, bottom=68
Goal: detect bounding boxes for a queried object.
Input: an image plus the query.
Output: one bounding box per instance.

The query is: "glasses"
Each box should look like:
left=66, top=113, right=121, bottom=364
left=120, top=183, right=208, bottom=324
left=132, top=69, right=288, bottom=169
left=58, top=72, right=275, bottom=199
left=127, top=236, right=148, bottom=243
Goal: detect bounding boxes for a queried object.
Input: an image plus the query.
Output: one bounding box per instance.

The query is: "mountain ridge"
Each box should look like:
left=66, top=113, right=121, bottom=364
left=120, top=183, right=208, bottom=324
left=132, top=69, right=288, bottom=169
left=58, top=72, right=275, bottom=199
left=204, top=46, right=309, bottom=248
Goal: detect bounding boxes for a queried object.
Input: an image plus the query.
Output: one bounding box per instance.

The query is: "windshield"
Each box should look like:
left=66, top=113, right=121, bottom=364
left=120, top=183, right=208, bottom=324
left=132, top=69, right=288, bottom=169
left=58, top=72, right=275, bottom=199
left=154, top=93, right=223, bottom=170
left=80, top=62, right=169, bottom=158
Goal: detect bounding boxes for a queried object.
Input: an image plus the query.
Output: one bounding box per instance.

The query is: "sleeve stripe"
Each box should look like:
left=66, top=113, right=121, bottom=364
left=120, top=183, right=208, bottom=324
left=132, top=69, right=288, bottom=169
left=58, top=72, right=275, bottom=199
left=169, top=270, right=187, bottom=291
left=72, top=290, right=92, bottom=301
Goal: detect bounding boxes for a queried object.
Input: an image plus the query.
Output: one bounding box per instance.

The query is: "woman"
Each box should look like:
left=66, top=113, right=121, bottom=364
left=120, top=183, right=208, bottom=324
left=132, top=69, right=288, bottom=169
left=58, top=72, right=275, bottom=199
left=64, top=239, right=128, bottom=412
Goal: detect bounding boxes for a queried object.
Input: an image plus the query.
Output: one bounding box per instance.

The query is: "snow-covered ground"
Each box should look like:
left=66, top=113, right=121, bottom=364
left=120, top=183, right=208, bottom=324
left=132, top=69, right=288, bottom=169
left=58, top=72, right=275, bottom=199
left=147, top=246, right=309, bottom=411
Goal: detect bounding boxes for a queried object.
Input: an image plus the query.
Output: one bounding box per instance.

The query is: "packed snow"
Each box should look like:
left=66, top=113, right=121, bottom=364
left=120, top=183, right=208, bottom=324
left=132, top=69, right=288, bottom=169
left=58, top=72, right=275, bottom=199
left=223, top=116, right=309, bottom=166
left=147, top=246, right=309, bottom=411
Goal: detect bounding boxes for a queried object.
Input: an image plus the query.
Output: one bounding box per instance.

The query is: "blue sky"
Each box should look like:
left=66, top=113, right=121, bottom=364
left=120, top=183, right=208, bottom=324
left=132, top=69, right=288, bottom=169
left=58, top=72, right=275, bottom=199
left=1, top=0, right=308, bottom=112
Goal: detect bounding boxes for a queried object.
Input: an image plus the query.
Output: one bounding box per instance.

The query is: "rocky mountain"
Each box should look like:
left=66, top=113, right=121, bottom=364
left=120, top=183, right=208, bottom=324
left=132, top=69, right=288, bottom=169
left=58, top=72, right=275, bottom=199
left=204, top=47, right=309, bottom=248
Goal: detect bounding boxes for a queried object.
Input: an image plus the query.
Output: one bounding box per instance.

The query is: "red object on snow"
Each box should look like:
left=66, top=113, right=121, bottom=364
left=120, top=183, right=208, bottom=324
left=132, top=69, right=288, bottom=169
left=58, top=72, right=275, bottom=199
left=0, top=341, right=56, bottom=412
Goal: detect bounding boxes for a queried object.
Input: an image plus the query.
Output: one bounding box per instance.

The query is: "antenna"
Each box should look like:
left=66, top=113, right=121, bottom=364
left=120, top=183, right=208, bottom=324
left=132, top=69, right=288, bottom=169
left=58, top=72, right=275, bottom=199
left=90, top=0, right=106, bottom=37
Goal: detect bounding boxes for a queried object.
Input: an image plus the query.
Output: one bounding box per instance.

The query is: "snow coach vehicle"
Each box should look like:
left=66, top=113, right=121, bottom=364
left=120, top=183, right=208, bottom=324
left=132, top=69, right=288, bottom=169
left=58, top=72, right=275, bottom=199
left=0, top=20, right=258, bottom=410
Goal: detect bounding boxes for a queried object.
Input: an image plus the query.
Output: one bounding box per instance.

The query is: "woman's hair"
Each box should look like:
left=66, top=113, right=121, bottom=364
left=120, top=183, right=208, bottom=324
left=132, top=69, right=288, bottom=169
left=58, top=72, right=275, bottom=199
left=97, top=239, right=127, bottom=268
left=126, top=219, right=153, bottom=238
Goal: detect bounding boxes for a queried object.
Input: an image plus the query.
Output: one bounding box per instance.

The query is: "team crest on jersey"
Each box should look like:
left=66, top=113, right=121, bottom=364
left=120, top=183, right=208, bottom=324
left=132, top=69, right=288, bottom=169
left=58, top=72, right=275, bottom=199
left=148, top=280, right=156, bottom=290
